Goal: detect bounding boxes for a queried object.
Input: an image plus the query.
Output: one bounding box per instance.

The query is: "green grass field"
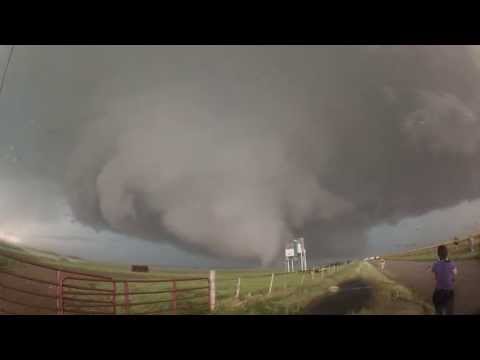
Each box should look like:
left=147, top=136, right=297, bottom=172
left=214, top=261, right=432, bottom=314
left=384, top=235, right=480, bottom=262
left=0, top=239, right=282, bottom=314
left=0, top=238, right=432, bottom=314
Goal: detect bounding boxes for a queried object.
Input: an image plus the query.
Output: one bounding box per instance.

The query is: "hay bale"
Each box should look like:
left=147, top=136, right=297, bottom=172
left=131, top=265, right=149, bottom=272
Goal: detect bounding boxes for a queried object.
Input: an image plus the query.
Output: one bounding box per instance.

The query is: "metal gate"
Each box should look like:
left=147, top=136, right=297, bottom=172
left=0, top=249, right=210, bottom=315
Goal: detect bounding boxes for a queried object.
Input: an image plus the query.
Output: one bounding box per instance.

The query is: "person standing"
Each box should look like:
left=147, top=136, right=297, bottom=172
left=431, top=245, right=457, bottom=315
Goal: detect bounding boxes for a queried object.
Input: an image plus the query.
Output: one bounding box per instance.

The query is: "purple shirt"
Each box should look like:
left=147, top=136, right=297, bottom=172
left=432, top=260, right=457, bottom=290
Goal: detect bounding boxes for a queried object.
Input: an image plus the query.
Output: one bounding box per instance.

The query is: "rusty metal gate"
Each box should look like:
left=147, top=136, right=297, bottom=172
left=0, top=250, right=210, bottom=315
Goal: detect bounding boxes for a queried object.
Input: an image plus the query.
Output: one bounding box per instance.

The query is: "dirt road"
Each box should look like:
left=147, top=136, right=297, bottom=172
left=305, top=279, right=374, bottom=314
left=380, top=259, right=480, bottom=314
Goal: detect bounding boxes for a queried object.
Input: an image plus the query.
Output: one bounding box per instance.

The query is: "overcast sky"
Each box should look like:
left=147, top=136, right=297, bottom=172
left=1, top=45, right=480, bottom=268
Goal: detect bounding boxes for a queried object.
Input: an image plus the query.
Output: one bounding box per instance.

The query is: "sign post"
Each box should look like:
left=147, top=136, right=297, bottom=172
left=285, top=238, right=307, bottom=272
left=285, top=247, right=295, bottom=272
left=300, top=238, right=307, bottom=271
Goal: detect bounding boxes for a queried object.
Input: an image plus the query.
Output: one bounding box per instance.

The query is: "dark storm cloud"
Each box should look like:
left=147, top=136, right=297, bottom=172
left=3, top=45, right=480, bottom=265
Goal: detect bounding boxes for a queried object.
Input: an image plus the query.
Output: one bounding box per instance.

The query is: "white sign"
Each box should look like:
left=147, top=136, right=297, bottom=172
left=297, top=244, right=302, bottom=253
left=285, top=248, right=294, bottom=257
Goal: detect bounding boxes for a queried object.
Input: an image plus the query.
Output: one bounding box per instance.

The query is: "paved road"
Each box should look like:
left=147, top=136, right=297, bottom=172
left=381, top=259, right=480, bottom=314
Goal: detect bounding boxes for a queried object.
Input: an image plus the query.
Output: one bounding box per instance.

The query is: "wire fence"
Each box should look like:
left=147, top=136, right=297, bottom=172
left=0, top=245, right=353, bottom=315
left=213, top=263, right=348, bottom=303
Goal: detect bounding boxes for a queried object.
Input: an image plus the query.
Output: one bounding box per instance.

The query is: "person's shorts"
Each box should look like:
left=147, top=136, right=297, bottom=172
left=432, top=289, right=454, bottom=307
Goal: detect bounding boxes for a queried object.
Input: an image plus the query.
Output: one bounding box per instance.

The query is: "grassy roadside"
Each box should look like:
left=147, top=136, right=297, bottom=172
left=384, top=237, right=480, bottom=262
left=0, top=239, right=433, bottom=315
left=213, top=261, right=433, bottom=315
left=353, top=262, right=433, bottom=315
left=386, top=252, right=480, bottom=262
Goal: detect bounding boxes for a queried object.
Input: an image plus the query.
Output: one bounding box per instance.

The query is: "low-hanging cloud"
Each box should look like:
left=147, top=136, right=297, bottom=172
left=66, top=93, right=354, bottom=265
left=5, top=45, right=480, bottom=265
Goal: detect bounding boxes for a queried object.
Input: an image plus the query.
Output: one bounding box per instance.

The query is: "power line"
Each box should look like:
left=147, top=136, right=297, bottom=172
left=0, top=45, right=15, bottom=98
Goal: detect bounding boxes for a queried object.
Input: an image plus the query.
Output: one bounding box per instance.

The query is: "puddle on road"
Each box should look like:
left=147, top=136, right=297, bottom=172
left=305, top=279, right=374, bottom=315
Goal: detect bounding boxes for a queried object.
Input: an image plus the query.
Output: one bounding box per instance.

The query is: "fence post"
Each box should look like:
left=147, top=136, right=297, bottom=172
left=209, top=270, right=216, bottom=312
left=235, top=278, right=241, bottom=299
left=172, top=280, right=177, bottom=314
left=56, top=271, right=64, bottom=315
left=268, top=273, right=275, bottom=296
left=124, top=281, right=130, bottom=315
left=112, top=281, right=117, bottom=315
